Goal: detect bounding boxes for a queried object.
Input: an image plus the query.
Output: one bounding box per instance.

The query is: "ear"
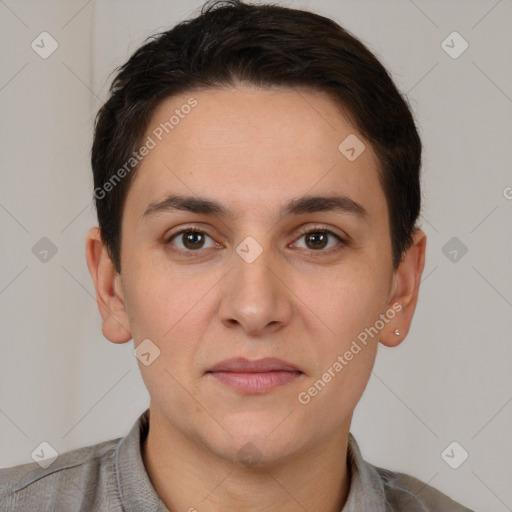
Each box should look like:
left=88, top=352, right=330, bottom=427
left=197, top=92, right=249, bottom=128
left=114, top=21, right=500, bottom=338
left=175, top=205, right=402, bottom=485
left=85, top=226, right=132, bottom=344
left=379, top=229, right=426, bottom=348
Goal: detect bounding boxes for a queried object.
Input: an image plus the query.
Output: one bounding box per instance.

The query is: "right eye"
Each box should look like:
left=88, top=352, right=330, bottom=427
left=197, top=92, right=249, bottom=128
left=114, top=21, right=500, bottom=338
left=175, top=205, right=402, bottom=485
left=165, top=228, right=219, bottom=253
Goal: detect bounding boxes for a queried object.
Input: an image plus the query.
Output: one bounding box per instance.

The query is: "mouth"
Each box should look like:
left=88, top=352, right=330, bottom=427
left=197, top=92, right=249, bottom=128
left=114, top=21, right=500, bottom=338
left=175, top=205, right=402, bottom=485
left=206, top=357, right=303, bottom=394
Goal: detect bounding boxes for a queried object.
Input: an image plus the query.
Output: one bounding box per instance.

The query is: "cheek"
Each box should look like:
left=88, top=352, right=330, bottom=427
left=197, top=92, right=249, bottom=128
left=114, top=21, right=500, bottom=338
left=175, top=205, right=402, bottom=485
left=295, top=271, right=382, bottom=428
left=124, top=259, right=196, bottom=335
left=124, top=270, right=208, bottom=411
left=294, top=262, right=388, bottom=405
left=297, top=262, right=390, bottom=342
left=123, top=266, right=218, bottom=374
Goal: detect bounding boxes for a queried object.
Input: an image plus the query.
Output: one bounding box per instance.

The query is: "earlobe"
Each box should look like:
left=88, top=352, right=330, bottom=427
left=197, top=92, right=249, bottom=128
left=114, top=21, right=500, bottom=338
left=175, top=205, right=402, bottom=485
left=85, top=227, right=132, bottom=344
left=379, top=229, right=426, bottom=348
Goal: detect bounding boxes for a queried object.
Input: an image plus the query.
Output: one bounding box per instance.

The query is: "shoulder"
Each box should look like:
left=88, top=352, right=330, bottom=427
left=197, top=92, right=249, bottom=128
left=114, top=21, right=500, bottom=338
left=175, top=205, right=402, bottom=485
left=0, top=436, right=122, bottom=511
left=375, top=465, right=475, bottom=511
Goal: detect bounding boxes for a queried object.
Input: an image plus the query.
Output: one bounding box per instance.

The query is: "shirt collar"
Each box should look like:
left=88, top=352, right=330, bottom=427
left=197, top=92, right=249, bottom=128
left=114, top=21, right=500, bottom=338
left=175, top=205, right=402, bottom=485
left=114, top=409, right=386, bottom=512
left=342, top=433, right=387, bottom=511
left=114, top=408, right=169, bottom=511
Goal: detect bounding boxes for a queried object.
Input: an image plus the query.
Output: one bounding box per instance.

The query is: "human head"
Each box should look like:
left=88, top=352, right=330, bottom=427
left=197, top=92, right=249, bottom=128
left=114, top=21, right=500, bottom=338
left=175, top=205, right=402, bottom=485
left=91, top=0, right=422, bottom=273
left=86, top=0, right=426, bottom=473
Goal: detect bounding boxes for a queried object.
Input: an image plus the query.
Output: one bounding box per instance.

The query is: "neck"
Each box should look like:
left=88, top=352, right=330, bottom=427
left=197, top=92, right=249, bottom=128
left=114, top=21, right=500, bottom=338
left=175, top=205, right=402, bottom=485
left=141, top=409, right=351, bottom=512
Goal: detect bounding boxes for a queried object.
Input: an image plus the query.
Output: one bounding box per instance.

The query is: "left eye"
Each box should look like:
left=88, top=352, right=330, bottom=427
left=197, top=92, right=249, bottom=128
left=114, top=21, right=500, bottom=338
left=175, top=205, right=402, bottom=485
left=293, top=229, right=343, bottom=251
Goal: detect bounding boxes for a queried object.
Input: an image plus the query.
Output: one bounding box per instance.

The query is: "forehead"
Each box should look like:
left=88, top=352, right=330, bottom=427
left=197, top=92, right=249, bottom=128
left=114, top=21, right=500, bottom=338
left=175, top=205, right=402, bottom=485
left=124, top=85, right=387, bottom=225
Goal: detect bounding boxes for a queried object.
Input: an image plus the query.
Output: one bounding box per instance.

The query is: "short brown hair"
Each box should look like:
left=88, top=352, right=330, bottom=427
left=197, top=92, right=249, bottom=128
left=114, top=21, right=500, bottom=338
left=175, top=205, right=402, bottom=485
left=91, top=0, right=422, bottom=272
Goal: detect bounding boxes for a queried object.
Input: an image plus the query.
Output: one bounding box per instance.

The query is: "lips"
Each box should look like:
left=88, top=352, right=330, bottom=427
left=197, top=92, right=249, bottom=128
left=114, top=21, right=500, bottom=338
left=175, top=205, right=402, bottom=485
left=206, top=357, right=301, bottom=374
left=206, top=357, right=303, bottom=394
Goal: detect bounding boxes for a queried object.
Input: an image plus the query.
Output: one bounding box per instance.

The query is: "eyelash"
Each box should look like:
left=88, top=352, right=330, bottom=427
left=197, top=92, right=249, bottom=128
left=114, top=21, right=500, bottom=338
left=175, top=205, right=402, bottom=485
left=164, top=224, right=347, bottom=257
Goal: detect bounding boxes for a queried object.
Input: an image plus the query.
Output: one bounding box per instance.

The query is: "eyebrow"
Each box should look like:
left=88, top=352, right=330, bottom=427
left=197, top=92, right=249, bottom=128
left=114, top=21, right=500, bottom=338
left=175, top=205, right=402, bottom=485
left=141, top=193, right=368, bottom=221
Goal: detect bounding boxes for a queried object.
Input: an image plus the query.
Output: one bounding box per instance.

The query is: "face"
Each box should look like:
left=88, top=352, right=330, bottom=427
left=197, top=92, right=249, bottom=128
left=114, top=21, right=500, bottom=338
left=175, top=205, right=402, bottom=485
left=89, top=84, right=419, bottom=466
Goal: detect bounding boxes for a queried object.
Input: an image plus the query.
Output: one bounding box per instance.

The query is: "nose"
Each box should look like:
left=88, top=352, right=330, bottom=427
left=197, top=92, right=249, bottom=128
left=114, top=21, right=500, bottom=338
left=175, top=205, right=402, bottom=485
left=219, top=241, right=293, bottom=337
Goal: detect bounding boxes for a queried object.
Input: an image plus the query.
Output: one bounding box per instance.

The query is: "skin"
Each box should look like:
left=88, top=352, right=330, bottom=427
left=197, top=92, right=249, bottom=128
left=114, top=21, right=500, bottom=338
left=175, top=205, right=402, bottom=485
left=86, top=84, right=426, bottom=512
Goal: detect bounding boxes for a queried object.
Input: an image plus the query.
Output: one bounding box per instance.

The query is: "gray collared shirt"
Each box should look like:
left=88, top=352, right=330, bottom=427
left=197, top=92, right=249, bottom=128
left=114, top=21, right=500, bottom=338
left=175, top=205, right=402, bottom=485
left=0, top=409, right=474, bottom=511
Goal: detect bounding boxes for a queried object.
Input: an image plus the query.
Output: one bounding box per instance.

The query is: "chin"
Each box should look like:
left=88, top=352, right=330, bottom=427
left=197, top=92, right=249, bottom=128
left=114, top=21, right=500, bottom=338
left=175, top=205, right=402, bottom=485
left=209, top=421, right=307, bottom=468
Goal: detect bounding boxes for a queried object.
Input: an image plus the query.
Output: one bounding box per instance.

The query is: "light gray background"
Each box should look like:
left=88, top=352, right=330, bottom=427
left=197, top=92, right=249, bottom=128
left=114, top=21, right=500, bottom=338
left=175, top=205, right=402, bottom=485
left=1, top=1, right=511, bottom=510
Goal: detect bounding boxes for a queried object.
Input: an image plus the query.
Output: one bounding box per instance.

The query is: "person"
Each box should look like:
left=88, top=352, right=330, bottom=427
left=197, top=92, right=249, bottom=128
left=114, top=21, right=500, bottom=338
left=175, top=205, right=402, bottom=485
left=0, top=1, right=475, bottom=510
